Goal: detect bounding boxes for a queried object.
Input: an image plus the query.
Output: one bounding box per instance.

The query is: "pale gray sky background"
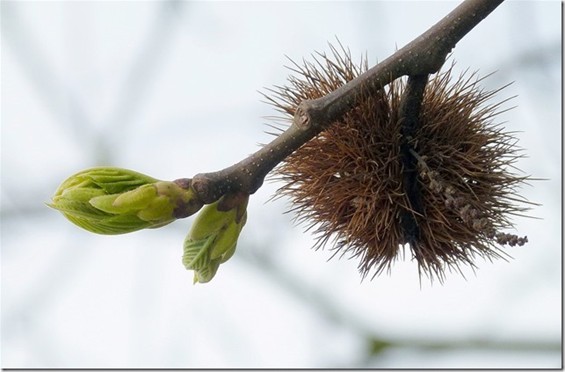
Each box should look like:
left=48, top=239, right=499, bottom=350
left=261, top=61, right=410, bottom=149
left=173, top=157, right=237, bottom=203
left=1, top=1, right=562, bottom=368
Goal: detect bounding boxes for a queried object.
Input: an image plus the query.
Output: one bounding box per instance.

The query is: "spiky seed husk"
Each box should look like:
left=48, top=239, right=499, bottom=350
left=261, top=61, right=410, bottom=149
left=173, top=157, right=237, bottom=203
left=267, top=45, right=532, bottom=281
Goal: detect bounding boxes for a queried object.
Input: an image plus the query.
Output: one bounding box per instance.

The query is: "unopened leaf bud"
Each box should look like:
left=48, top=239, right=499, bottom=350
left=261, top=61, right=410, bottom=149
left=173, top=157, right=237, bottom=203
left=48, top=167, right=203, bottom=235
left=182, top=193, right=249, bottom=283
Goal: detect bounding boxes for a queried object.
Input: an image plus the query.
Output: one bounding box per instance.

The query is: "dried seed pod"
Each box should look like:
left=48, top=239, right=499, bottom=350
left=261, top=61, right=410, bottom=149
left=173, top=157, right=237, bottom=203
left=267, top=45, right=534, bottom=281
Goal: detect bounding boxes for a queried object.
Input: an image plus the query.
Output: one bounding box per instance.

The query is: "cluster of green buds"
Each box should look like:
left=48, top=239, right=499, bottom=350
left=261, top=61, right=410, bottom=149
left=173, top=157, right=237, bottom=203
left=49, top=167, right=249, bottom=283
left=182, top=192, right=248, bottom=283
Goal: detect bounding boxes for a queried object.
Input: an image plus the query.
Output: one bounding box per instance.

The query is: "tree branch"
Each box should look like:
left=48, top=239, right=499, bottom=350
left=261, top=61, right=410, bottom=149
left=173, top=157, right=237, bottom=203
left=398, top=74, right=429, bottom=245
left=190, top=0, right=505, bottom=204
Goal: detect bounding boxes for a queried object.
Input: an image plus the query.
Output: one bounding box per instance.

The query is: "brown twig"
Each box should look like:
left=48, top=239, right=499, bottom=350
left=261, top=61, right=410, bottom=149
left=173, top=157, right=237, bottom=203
left=398, top=74, right=429, bottom=245
left=190, top=0, right=505, bottom=204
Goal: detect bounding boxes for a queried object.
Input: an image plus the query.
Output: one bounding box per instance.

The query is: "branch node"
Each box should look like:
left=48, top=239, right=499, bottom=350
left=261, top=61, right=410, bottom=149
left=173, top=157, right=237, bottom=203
left=191, top=174, right=218, bottom=204
left=295, top=102, right=315, bottom=130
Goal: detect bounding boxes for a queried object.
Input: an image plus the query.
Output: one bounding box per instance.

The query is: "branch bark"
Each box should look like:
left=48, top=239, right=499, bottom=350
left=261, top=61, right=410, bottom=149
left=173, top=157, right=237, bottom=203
left=190, top=0, right=505, bottom=204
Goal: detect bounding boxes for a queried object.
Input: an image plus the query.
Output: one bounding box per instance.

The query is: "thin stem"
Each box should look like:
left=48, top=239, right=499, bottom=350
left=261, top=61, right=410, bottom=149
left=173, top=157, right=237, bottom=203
left=190, top=0, right=505, bottom=204
left=398, top=74, right=429, bottom=245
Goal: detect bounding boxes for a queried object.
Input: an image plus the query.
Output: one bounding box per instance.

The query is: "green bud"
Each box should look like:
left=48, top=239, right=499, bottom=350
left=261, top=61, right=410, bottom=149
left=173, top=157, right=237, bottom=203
left=210, top=211, right=247, bottom=262
left=182, top=193, right=248, bottom=283
left=48, top=167, right=203, bottom=235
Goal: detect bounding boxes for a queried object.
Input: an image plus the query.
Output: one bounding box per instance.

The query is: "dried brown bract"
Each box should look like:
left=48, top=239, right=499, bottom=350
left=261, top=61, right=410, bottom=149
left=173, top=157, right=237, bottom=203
left=266, top=45, right=533, bottom=281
